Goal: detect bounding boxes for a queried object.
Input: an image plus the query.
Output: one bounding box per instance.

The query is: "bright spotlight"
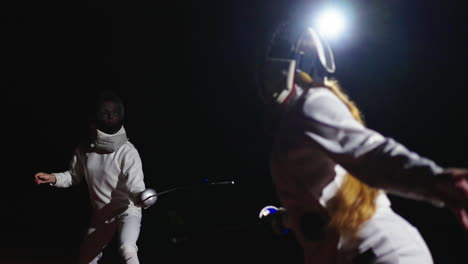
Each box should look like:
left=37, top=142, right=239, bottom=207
left=315, top=9, right=347, bottom=38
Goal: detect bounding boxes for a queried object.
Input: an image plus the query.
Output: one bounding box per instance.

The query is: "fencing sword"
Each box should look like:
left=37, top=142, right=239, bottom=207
left=138, top=180, right=235, bottom=209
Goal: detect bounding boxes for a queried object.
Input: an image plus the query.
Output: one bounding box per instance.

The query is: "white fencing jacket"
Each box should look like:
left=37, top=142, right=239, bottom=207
left=53, top=127, right=146, bottom=222
left=271, top=87, right=442, bottom=263
left=272, top=87, right=443, bottom=207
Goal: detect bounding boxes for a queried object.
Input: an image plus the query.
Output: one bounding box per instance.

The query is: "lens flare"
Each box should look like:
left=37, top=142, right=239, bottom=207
left=315, top=9, right=346, bottom=38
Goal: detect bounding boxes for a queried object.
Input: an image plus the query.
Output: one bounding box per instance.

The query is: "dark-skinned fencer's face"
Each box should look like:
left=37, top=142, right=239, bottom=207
left=96, top=101, right=124, bottom=134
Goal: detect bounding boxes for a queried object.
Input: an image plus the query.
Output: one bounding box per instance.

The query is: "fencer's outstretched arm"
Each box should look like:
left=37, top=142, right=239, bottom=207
left=52, top=145, right=86, bottom=187
left=120, top=147, right=150, bottom=208
left=35, top=144, right=86, bottom=187
left=34, top=172, right=56, bottom=185
left=299, top=88, right=468, bottom=230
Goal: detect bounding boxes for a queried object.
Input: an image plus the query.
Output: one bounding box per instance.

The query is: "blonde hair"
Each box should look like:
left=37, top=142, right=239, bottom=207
left=322, top=78, right=380, bottom=237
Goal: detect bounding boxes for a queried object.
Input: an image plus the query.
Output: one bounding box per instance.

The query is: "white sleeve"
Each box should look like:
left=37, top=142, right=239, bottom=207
left=300, top=88, right=444, bottom=205
left=52, top=146, right=86, bottom=188
left=121, top=148, right=146, bottom=203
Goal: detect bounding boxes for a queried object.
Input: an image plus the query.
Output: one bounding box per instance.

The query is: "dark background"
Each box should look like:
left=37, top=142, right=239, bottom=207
left=3, top=0, right=468, bottom=263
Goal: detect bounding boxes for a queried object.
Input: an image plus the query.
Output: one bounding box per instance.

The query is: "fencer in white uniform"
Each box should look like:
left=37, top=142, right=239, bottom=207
left=271, top=87, right=436, bottom=263
left=35, top=91, right=156, bottom=264
left=257, top=20, right=468, bottom=263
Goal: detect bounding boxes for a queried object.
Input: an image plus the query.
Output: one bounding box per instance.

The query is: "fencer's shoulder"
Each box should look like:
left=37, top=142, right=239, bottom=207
left=301, top=87, right=349, bottom=116
left=121, top=141, right=138, bottom=152
left=119, top=141, right=141, bottom=157
left=304, top=87, right=339, bottom=102
left=306, top=86, right=333, bottom=95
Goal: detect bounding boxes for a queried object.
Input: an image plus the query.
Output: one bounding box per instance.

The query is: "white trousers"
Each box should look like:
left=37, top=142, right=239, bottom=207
left=288, top=206, right=433, bottom=264
left=353, top=207, right=433, bottom=264
left=78, top=212, right=142, bottom=264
